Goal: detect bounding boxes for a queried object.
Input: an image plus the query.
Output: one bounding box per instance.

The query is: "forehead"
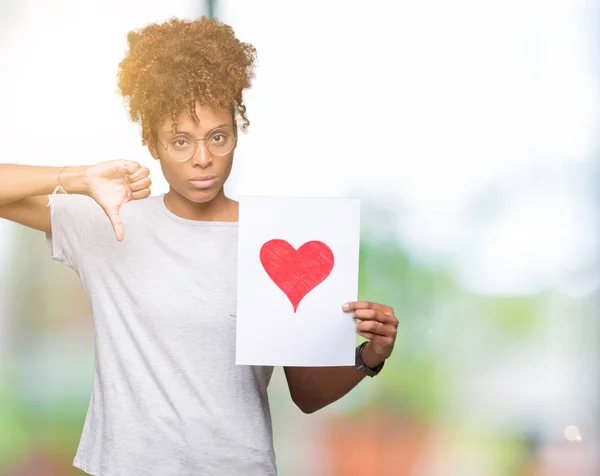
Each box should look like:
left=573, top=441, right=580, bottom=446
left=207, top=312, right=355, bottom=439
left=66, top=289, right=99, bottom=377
left=158, top=102, right=233, bottom=135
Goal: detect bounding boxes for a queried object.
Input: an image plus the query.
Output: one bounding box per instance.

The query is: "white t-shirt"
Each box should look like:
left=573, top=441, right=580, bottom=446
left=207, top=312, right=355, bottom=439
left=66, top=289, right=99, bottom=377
left=46, top=193, right=277, bottom=476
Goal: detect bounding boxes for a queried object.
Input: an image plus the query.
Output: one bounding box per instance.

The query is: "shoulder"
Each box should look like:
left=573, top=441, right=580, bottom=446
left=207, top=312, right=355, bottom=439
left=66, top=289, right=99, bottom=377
left=118, top=194, right=161, bottom=218
left=49, top=193, right=103, bottom=218
left=123, top=194, right=160, bottom=211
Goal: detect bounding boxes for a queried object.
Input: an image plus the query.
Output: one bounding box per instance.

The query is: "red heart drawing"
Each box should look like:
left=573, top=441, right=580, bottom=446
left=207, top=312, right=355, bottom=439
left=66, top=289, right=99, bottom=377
left=260, top=239, right=335, bottom=312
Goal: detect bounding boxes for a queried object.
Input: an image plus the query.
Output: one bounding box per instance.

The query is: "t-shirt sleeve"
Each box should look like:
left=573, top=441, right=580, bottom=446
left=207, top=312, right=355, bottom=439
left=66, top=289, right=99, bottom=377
left=45, top=193, right=109, bottom=270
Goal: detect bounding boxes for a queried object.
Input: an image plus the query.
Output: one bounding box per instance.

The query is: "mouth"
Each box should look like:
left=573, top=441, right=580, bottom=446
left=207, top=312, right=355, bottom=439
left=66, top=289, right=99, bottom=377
left=189, top=176, right=217, bottom=190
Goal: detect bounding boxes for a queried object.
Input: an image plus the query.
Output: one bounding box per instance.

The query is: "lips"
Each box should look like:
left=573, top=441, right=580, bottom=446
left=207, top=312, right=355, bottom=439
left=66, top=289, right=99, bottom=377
left=189, top=176, right=217, bottom=190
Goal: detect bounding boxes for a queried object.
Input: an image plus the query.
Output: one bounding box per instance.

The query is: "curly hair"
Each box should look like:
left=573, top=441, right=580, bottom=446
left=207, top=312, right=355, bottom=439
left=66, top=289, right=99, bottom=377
left=117, top=17, right=257, bottom=146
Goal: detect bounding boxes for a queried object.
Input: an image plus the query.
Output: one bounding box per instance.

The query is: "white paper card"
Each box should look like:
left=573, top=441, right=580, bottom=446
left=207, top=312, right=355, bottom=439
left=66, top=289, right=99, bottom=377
left=236, top=196, right=361, bottom=366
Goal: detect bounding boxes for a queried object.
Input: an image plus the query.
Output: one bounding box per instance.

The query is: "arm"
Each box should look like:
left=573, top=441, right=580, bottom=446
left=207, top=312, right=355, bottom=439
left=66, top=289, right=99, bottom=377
left=0, top=161, right=151, bottom=240
left=284, top=341, right=385, bottom=414
left=284, top=302, right=398, bottom=414
left=0, top=164, right=88, bottom=208
left=0, top=165, right=88, bottom=233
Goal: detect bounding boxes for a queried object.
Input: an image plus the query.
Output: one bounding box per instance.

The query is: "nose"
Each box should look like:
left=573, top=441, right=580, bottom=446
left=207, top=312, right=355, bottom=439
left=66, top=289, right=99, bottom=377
left=190, top=140, right=212, bottom=168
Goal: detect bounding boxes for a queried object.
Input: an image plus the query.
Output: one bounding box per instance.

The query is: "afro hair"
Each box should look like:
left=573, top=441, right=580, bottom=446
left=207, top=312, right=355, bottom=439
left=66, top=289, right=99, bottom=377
left=117, top=17, right=257, bottom=145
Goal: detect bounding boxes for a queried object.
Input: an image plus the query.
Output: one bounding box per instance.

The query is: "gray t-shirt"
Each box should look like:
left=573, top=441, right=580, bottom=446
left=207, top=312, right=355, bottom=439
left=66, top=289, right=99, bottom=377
left=45, top=193, right=276, bottom=476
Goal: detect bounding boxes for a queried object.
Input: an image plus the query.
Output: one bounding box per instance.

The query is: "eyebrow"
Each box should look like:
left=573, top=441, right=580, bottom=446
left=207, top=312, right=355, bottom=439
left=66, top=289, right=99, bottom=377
left=161, top=123, right=231, bottom=136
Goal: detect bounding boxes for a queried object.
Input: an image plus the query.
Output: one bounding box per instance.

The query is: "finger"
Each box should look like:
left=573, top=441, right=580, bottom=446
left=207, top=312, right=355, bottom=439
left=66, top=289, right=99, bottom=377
left=357, top=320, right=396, bottom=337
left=355, top=331, right=394, bottom=348
left=353, top=309, right=397, bottom=324
left=356, top=331, right=377, bottom=339
left=131, top=188, right=152, bottom=200
left=128, top=166, right=150, bottom=183
left=117, top=160, right=142, bottom=176
left=112, top=163, right=134, bottom=198
left=130, top=177, right=152, bottom=193
left=343, top=301, right=394, bottom=315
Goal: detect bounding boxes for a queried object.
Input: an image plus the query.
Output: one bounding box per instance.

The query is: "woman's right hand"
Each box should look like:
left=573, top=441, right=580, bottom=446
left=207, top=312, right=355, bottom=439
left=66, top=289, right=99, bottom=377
left=84, top=159, right=152, bottom=242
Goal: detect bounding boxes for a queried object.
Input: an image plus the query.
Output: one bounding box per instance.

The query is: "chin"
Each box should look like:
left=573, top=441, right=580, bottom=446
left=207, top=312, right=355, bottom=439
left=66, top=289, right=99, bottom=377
left=183, top=187, right=222, bottom=204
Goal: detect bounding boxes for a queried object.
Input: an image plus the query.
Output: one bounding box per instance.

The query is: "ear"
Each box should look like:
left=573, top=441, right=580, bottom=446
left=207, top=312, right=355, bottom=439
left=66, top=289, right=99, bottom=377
left=148, top=140, right=160, bottom=161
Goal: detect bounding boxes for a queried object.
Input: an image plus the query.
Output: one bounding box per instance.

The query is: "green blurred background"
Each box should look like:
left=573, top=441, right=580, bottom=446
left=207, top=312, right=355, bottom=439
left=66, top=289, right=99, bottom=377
left=1, top=0, right=598, bottom=475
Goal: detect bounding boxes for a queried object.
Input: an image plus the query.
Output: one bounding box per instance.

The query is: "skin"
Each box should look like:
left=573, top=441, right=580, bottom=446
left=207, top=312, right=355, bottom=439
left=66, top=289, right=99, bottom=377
left=147, top=101, right=399, bottom=413
left=148, top=102, right=239, bottom=223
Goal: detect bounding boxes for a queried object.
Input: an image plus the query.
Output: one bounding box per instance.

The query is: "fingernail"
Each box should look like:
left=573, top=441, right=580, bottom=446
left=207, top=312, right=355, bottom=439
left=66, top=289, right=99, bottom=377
left=342, top=303, right=350, bottom=311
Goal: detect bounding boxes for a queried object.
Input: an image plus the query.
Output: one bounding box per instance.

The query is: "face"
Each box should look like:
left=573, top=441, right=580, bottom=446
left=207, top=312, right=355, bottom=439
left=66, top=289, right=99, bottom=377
left=149, top=102, right=236, bottom=205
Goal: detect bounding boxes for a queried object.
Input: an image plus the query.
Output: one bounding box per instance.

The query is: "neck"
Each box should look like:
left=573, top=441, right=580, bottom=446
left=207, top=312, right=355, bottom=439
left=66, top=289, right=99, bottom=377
left=164, top=188, right=238, bottom=222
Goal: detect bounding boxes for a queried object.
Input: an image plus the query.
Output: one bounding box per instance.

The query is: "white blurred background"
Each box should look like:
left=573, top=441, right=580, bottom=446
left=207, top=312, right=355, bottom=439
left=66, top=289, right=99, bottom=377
left=1, top=1, right=598, bottom=475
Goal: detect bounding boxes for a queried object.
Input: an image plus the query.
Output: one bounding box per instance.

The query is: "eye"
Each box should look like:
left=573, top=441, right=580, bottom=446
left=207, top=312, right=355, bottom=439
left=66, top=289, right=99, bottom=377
left=171, top=137, right=192, bottom=149
left=211, top=134, right=225, bottom=143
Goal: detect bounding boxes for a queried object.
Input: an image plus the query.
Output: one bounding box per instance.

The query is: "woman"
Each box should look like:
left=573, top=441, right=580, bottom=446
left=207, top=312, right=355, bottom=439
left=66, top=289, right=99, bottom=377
left=0, top=17, right=398, bottom=476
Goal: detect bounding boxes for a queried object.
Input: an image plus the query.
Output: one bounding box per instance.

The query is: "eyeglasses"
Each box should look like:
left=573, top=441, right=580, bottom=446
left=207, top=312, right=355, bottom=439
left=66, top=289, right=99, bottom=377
left=157, top=126, right=237, bottom=162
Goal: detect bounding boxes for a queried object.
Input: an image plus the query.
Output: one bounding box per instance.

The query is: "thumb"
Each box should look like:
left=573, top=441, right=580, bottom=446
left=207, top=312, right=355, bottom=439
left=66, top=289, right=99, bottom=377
left=104, top=205, right=124, bottom=242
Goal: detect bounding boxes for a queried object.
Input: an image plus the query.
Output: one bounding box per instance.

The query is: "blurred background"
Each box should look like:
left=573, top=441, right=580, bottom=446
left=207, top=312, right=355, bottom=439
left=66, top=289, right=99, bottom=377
left=1, top=0, right=598, bottom=475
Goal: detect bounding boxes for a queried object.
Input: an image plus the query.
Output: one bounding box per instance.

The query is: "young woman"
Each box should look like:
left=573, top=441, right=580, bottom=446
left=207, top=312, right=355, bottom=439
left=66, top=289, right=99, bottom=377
left=0, top=17, right=398, bottom=476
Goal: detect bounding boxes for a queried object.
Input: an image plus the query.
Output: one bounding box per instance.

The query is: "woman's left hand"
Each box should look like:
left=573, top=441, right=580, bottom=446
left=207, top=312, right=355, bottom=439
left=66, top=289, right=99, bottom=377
left=343, top=301, right=398, bottom=362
